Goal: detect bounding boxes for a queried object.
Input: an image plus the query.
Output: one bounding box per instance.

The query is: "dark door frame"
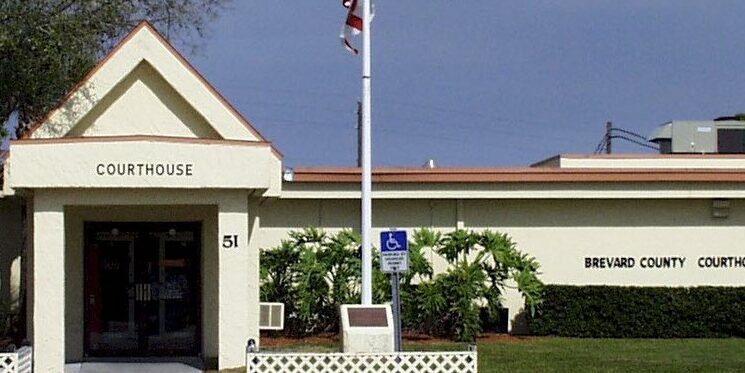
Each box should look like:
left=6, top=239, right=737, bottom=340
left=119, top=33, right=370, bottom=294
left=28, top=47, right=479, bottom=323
left=83, top=221, right=202, bottom=358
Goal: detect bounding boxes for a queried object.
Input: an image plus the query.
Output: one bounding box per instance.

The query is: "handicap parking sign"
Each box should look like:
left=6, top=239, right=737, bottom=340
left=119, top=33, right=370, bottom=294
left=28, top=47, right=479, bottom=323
left=380, top=230, right=408, bottom=273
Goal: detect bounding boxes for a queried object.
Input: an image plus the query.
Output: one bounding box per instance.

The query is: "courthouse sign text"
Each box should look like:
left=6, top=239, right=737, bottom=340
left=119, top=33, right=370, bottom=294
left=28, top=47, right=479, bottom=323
left=585, top=256, right=745, bottom=269
left=96, top=162, right=194, bottom=177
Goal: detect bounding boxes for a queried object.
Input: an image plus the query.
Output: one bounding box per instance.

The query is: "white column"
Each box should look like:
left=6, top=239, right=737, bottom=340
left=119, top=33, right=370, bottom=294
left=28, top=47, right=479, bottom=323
left=246, top=199, right=261, bottom=349
left=32, top=192, right=65, bottom=373
left=218, top=193, right=250, bottom=369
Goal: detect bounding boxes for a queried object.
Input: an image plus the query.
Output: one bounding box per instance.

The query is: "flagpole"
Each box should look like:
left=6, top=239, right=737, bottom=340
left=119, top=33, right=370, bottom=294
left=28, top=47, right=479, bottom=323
left=360, top=0, right=373, bottom=305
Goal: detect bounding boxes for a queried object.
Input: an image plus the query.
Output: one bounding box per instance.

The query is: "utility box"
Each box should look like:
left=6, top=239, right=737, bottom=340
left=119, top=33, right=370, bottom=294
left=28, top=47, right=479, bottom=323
left=340, top=304, right=394, bottom=353
left=650, top=121, right=716, bottom=154
left=649, top=119, right=745, bottom=154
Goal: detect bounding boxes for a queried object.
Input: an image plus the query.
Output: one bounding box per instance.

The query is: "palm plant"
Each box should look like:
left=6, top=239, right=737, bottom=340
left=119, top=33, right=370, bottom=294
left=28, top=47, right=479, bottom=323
left=418, top=229, right=543, bottom=341
left=260, top=228, right=362, bottom=336
left=260, top=227, right=543, bottom=341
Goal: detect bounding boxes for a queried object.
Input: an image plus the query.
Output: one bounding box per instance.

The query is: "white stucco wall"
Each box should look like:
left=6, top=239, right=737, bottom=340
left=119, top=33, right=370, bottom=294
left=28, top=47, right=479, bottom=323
left=10, top=182, right=745, bottom=369
left=257, top=197, right=745, bottom=331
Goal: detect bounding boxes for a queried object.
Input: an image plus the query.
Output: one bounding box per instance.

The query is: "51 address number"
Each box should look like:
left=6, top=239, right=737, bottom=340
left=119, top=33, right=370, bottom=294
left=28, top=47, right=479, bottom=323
left=222, top=235, right=239, bottom=248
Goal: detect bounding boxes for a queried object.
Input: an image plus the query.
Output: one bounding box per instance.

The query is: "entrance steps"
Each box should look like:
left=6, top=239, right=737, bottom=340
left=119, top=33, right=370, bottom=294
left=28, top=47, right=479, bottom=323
left=65, top=358, right=203, bottom=373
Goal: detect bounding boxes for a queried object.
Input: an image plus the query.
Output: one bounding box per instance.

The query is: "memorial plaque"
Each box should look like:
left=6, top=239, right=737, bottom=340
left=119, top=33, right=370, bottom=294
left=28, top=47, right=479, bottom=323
left=340, top=305, right=395, bottom=352
left=348, top=308, right=389, bottom=327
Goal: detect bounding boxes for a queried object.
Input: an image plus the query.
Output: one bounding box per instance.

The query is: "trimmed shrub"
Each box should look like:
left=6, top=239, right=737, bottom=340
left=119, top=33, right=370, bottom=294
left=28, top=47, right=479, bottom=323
left=528, top=285, right=745, bottom=338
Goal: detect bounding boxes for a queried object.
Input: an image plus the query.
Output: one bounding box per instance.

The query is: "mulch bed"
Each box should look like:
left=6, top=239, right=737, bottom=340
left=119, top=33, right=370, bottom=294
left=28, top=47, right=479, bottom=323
left=261, top=332, right=536, bottom=349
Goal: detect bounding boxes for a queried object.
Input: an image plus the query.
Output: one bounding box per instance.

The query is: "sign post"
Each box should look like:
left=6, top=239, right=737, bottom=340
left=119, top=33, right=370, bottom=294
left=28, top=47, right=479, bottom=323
left=380, top=230, right=408, bottom=352
left=390, top=271, right=401, bottom=352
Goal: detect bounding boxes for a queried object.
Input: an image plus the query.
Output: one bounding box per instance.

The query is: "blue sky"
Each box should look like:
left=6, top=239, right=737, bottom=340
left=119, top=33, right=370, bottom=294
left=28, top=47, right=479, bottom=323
left=14, top=1, right=745, bottom=167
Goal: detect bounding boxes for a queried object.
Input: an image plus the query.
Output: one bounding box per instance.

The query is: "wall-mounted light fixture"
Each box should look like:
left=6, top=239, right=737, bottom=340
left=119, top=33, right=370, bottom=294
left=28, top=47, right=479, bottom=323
left=283, top=168, right=295, bottom=182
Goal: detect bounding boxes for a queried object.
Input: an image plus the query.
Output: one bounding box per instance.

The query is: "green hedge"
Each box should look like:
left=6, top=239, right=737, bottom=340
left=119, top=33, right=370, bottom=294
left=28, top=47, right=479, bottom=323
left=528, top=285, right=745, bottom=338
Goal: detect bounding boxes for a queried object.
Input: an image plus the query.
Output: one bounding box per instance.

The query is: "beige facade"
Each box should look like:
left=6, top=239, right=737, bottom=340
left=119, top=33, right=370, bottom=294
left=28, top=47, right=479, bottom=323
left=2, top=21, right=745, bottom=372
left=257, top=195, right=745, bottom=332
left=1, top=23, right=276, bottom=372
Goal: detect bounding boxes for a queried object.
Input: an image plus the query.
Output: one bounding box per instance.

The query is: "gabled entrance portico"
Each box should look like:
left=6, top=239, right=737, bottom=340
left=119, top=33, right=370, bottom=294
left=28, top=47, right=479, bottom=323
left=1, top=22, right=282, bottom=372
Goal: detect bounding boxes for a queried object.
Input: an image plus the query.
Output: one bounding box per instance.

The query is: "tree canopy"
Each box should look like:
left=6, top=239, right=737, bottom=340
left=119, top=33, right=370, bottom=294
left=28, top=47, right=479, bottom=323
left=0, top=0, right=230, bottom=139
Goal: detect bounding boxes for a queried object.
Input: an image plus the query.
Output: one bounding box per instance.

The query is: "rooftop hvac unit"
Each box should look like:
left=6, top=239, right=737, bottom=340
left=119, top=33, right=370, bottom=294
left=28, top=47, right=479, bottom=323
left=259, top=302, right=284, bottom=330
left=649, top=120, right=745, bottom=154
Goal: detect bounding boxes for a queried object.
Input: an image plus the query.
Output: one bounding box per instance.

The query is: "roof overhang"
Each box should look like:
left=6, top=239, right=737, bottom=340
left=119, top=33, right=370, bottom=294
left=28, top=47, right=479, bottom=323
left=280, top=181, right=745, bottom=199
left=280, top=166, right=745, bottom=199
left=288, top=166, right=745, bottom=183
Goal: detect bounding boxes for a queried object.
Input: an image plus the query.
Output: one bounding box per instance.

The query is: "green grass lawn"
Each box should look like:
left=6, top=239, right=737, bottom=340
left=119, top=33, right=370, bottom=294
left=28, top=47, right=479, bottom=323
left=214, top=337, right=745, bottom=372
left=411, top=338, right=745, bottom=373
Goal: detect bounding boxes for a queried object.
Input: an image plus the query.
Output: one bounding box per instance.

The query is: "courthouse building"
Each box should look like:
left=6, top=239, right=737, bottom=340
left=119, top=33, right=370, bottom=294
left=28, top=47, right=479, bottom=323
left=2, top=22, right=745, bottom=372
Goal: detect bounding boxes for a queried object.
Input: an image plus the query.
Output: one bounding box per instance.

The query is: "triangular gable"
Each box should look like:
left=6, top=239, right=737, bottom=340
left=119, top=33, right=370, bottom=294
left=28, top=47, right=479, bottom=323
left=66, top=61, right=222, bottom=138
left=26, top=22, right=270, bottom=143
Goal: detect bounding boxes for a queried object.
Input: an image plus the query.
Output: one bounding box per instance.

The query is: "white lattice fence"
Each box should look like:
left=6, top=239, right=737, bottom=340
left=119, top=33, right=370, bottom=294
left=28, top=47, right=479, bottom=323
left=0, top=352, right=18, bottom=373
left=247, top=351, right=477, bottom=373
left=0, top=346, right=32, bottom=373
left=15, top=347, right=31, bottom=373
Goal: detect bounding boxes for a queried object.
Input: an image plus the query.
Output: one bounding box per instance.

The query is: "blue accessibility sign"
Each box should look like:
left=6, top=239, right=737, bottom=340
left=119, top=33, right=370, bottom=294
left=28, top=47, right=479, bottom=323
left=381, top=231, right=408, bottom=252
left=380, top=230, right=408, bottom=272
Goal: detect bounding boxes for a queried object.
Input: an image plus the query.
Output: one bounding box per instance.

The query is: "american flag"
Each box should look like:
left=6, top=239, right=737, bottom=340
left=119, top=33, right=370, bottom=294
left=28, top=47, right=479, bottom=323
left=340, top=0, right=369, bottom=54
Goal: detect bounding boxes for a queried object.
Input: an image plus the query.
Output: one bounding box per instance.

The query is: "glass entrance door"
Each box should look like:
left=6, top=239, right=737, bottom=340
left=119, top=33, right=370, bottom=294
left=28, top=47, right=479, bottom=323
left=85, top=222, right=201, bottom=357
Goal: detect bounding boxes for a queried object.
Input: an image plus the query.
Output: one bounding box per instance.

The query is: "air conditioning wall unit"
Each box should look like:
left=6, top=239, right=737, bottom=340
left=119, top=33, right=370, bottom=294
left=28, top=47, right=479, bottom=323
left=649, top=119, right=745, bottom=154
left=259, top=302, right=284, bottom=330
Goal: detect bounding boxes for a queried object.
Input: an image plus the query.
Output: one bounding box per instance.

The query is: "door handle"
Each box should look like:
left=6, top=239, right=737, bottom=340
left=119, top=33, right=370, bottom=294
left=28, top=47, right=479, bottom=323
left=135, top=283, right=152, bottom=301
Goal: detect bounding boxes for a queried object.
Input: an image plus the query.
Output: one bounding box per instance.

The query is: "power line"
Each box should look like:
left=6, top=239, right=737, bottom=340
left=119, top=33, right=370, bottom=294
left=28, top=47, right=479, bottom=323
left=593, top=137, right=607, bottom=154
left=593, top=122, right=659, bottom=154
left=610, top=135, right=660, bottom=151
left=611, top=127, right=649, bottom=141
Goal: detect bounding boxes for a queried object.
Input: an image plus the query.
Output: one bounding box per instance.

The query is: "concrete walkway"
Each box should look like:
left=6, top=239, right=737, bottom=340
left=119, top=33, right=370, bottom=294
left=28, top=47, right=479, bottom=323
left=65, top=358, right=204, bottom=373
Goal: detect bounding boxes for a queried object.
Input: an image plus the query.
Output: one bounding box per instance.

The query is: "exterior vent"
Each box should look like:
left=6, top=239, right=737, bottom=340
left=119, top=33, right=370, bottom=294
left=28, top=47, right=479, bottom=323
left=259, top=302, right=284, bottom=330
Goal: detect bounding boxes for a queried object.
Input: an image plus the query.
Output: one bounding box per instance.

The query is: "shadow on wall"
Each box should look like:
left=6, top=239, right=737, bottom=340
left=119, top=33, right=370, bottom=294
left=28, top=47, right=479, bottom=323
left=260, top=199, right=741, bottom=232
left=28, top=79, right=99, bottom=138
left=463, top=199, right=745, bottom=228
